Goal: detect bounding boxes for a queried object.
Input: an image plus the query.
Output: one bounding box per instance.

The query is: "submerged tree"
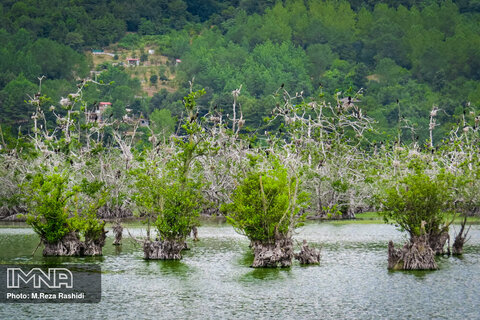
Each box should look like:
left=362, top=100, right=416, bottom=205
left=381, top=169, right=455, bottom=270
left=132, top=89, right=208, bottom=260
left=224, top=158, right=310, bottom=267
left=23, top=172, right=107, bottom=256
left=132, top=166, right=202, bottom=259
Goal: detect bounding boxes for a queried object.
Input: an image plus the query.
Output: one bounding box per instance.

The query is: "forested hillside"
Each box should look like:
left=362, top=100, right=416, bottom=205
left=1, top=0, right=480, bottom=143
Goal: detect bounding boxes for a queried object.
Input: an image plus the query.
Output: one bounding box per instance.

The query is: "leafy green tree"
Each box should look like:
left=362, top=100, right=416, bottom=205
left=225, top=160, right=309, bottom=242
left=380, top=170, right=455, bottom=239
left=150, top=74, right=158, bottom=85
left=24, top=173, right=73, bottom=244
left=132, top=89, right=208, bottom=259
left=65, top=32, right=84, bottom=49
left=306, top=44, right=337, bottom=80
left=257, top=3, right=292, bottom=44
left=150, top=108, right=175, bottom=137
left=30, top=38, right=89, bottom=80
left=374, top=58, right=410, bottom=85
left=0, top=74, right=37, bottom=126
left=133, top=169, right=201, bottom=242
left=118, top=33, right=141, bottom=49
left=23, top=172, right=106, bottom=246
left=138, top=18, right=156, bottom=35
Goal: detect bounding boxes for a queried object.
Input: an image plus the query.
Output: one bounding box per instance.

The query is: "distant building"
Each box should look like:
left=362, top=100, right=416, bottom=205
left=148, top=49, right=155, bottom=55
left=126, top=58, right=140, bottom=66
left=99, top=102, right=111, bottom=109
left=92, top=49, right=115, bottom=57
left=86, top=102, right=111, bottom=124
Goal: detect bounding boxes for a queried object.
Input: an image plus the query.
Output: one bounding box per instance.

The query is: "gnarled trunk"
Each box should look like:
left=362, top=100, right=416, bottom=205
left=97, top=205, right=132, bottom=219
left=0, top=205, right=27, bottom=221
left=42, top=229, right=107, bottom=256
left=112, top=222, right=123, bottom=245
left=428, top=229, right=450, bottom=255
left=192, top=226, right=199, bottom=241
left=84, top=229, right=108, bottom=256
left=143, top=239, right=185, bottom=260
left=43, top=231, right=84, bottom=256
left=452, top=218, right=470, bottom=255
left=295, top=240, right=321, bottom=264
left=388, top=235, right=437, bottom=270
left=251, top=237, right=294, bottom=268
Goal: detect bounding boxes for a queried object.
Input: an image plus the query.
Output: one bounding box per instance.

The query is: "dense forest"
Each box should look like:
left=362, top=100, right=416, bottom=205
left=1, top=0, right=480, bottom=144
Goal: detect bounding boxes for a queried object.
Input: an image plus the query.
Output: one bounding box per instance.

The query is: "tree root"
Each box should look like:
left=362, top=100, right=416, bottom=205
left=42, top=229, right=107, bottom=256
left=294, top=240, right=321, bottom=265
left=251, top=237, right=294, bottom=268
left=388, top=235, right=437, bottom=270
left=428, top=229, right=450, bottom=255
left=143, top=239, right=185, bottom=260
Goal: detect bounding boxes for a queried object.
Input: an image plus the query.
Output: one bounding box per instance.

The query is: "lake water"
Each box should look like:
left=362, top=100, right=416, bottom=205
left=0, top=222, right=479, bottom=319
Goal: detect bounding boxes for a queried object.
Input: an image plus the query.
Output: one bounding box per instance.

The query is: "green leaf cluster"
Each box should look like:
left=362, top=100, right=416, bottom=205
left=154, top=180, right=200, bottom=241
left=131, top=90, right=207, bottom=241
left=22, top=172, right=106, bottom=244
left=380, top=170, right=455, bottom=237
left=224, top=162, right=309, bottom=242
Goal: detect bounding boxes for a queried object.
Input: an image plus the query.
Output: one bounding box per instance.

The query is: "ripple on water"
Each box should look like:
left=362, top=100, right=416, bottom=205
left=0, top=223, right=479, bottom=320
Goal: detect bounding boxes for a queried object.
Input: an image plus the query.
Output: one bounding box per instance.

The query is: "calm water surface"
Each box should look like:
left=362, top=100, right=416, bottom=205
left=0, top=222, right=479, bottom=320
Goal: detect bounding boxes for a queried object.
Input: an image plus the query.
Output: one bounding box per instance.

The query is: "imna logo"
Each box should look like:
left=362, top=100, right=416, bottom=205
left=7, top=268, right=73, bottom=289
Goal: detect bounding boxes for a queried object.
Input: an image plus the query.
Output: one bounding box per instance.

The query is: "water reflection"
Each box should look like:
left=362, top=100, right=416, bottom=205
left=152, top=259, right=194, bottom=278
left=0, top=222, right=479, bottom=320
left=240, top=267, right=292, bottom=282
left=236, top=249, right=254, bottom=267
left=114, top=244, right=123, bottom=255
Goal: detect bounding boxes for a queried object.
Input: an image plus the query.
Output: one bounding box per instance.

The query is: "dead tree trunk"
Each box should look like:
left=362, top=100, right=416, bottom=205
left=388, top=235, right=438, bottom=270
left=452, top=217, right=470, bottom=255
left=112, top=222, right=123, bottom=245
left=143, top=239, right=185, bottom=260
left=251, top=237, right=294, bottom=268
left=428, top=229, right=450, bottom=255
left=192, top=226, right=199, bottom=241
left=294, top=240, right=321, bottom=264
left=97, top=205, right=133, bottom=219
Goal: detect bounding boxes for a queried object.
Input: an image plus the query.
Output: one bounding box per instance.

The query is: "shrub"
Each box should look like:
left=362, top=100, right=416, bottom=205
left=224, top=161, right=309, bottom=242
left=380, top=170, right=455, bottom=238
left=131, top=90, right=208, bottom=242
left=23, top=172, right=106, bottom=244
left=132, top=167, right=201, bottom=241
left=150, top=74, right=158, bottom=85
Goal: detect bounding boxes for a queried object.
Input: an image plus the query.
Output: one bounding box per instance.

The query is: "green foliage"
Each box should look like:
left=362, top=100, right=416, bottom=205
left=224, top=162, right=309, bottom=242
left=150, top=108, right=175, bottom=137
left=0, top=74, right=37, bottom=126
left=118, top=33, right=141, bottom=49
left=131, top=158, right=201, bottom=242
left=30, top=38, right=89, bottom=80
left=22, top=172, right=106, bottom=244
left=2, top=0, right=480, bottom=143
left=132, top=90, right=208, bottom=240
left=380, top=170, right=455, bottom=237
left=323, top=204, right=342, bottom=219
left=23, top=173, right=73, bottom=243
left=150, top=74, right=158, bottom=85
left=83, top=65, right=141, bottom=119
left=155, top=179, right=200, bottom=240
